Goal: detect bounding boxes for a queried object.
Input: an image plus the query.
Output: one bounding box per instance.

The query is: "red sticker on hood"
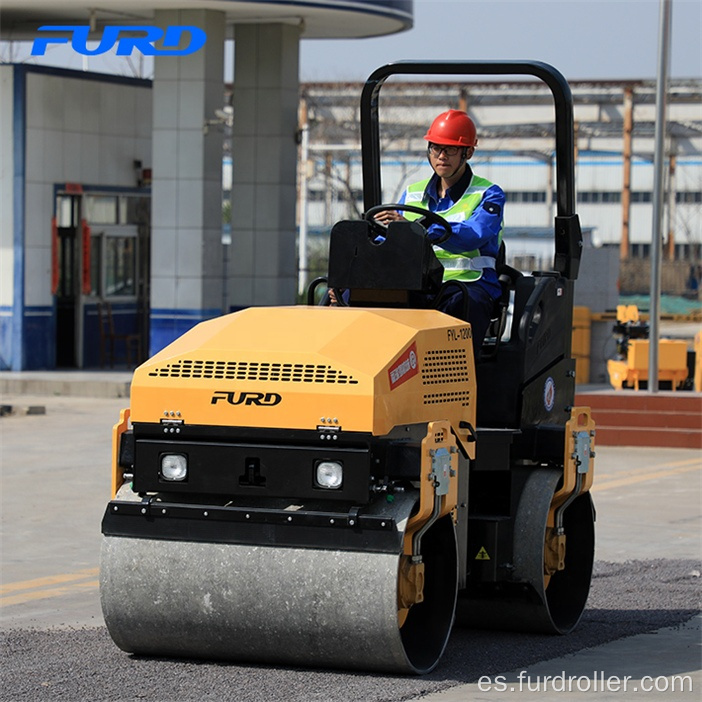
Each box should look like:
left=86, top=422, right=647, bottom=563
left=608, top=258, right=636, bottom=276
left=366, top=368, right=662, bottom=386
left=388, top=342, right=419, bottom=390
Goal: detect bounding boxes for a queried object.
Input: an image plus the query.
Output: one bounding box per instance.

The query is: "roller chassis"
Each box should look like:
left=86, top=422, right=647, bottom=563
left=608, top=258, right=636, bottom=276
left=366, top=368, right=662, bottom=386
left=105, top=421, right=438, bottom=555
left=100, top=60, right=596, bottom=674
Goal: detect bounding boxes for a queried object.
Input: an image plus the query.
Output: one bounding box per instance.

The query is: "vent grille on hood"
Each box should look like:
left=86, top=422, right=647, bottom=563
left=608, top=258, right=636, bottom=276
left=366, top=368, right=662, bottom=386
left=421, top=349, right=471, bottom=385
left=423, top=389, right=471, bottom=406
left=148, top=360, right=359, bottom=384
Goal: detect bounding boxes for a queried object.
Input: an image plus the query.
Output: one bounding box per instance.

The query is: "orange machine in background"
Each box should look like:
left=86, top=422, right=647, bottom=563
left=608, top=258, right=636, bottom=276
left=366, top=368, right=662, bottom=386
left=607, top=305, right=690, bottom=391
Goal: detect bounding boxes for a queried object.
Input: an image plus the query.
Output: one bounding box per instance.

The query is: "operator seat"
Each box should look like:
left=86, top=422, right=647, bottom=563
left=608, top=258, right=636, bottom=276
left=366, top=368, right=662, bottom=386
left=479, top=241, right=522, bottom=360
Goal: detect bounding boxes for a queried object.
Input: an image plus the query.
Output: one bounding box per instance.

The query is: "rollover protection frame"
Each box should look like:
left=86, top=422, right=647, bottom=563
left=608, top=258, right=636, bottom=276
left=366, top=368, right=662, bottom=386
left=360, top=60, right=583, bottom=282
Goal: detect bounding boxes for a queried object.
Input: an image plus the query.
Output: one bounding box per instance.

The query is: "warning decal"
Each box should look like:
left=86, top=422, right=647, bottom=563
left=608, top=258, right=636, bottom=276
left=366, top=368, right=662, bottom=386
left=475, top=547, right=491, bottom=561
left=388, top=342, right=419, bottom=390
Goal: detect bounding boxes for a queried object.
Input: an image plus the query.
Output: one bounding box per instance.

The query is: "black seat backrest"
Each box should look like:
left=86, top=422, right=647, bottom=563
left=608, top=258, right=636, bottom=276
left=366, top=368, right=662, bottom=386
left=327, top=219, right=443, bottom=306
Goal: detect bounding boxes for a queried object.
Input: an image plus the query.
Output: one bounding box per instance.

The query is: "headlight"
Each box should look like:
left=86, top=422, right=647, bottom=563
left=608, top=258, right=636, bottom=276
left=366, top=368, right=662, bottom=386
left=315, top=460, right=343, bottom=489
left=160, top=453, right=188, bottom=481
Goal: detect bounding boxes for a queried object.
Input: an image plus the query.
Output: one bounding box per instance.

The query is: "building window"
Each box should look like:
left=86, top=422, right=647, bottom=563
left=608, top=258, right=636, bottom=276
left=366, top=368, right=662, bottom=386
left=90, top=235, right=102, bottom=297
left=55, top=195, right=78, bottom=227
left=105, top=236, right=136, bottom=296
left=85, top=195, right=118, bottom=224
left=88, top=226, right=138, bottom=298
left=120, top=195, right=151, bottom=224
left=676, top=191, right=702, bottom=204
left=631, top=243, right=651, bottom=259
left=631, top=191, right=652, bottom=203
left=504, top=191, right=547, bottom=203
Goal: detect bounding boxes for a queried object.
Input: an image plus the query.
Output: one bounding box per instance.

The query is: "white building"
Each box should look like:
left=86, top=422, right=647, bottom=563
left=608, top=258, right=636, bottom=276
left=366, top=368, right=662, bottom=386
left=3, top=66, right=699, bottom=372
left=0, top=65, right=152, bottom=370
left=291, top=79, right=701, bottom=278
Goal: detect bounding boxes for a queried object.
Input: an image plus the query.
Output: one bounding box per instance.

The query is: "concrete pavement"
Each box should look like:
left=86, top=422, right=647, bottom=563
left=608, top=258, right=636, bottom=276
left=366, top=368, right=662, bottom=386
left=413, top=435, right=701, bottom=701
left=418, top=616, right=700, bottom=701
left=1, top=379, right=700, bottom=701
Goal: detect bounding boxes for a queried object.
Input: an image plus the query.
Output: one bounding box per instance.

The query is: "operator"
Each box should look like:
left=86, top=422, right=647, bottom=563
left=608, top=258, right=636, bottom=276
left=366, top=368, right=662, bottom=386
left=374, top=109, right=505, bottom=354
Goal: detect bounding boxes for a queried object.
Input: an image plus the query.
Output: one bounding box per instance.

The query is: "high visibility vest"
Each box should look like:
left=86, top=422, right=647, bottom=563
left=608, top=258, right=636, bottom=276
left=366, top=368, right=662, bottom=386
left=402, top=175, right=502, bottom=282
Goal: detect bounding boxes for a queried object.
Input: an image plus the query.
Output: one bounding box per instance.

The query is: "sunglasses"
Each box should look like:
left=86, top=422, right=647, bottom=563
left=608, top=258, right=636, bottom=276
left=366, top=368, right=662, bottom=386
left=427, top=143, right=461, bottom=157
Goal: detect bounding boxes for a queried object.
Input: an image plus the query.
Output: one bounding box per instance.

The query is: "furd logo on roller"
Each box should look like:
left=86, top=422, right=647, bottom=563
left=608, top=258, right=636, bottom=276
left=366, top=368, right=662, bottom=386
left=211, top=391, right=283, bottom=407
left=31, top=25, right=207, bottom=57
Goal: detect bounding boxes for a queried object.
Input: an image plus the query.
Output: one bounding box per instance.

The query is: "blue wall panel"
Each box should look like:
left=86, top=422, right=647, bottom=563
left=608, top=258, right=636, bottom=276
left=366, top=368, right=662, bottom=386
left=150, top=308, right=222, bottom=357
left=23, top=306, right=54, bottom=369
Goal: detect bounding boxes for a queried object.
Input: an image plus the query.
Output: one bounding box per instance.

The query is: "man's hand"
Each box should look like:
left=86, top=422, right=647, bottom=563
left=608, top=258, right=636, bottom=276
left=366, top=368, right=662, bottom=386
left=373, top=210, right=408, bottom=225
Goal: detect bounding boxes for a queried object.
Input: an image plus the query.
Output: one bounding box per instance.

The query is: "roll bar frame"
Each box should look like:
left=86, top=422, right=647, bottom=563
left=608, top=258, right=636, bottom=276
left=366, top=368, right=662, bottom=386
left=359, top=61, right=582, bottom=280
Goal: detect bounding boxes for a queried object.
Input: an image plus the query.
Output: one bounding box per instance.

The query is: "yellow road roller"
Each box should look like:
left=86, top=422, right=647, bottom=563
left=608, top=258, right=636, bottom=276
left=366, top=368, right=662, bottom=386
left=100, top=61, right=596, bottom=674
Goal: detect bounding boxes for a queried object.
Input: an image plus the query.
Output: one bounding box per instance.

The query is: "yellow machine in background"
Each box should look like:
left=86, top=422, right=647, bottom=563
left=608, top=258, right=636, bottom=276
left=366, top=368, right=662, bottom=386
left=607, top=305, right=690, bottom=391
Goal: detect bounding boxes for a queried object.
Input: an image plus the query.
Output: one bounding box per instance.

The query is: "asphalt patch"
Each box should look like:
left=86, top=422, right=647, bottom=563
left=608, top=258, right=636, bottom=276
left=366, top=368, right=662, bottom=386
left=1, top=559, right=700, bottom=702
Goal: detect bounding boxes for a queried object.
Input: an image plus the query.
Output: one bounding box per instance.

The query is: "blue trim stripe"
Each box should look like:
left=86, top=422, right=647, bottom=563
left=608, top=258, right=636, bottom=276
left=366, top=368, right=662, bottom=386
left=150, top=308, right=222, bottom=320
left=14, top=63, right=151, bottom=89
left=53, top=183, right=151, bottom=196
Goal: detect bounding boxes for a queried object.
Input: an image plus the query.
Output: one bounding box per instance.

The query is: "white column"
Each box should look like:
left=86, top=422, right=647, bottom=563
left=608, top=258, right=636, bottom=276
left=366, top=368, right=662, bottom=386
left=229, top=23, right=300, bottom=307
left=150, top=9, right=225, bottom=353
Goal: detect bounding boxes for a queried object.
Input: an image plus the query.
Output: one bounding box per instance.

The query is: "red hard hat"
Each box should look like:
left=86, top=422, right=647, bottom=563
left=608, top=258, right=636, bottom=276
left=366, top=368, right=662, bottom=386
left=424, top=110, right=477, bottom=147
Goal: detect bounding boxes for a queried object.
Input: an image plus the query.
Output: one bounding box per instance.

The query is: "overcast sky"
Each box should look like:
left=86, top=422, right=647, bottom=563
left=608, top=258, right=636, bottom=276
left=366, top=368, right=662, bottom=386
left=2, top=0, right=700, bottom=82
left=299, top=0, right=701, bottom=82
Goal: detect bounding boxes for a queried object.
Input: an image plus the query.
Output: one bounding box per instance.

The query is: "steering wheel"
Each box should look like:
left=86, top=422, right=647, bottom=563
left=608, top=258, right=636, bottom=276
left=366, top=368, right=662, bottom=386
left=363, top=203, right=453, bottom=245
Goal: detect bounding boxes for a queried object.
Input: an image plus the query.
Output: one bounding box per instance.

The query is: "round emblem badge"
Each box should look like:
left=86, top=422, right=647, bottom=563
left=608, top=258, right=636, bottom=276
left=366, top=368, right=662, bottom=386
left=409, top=350, right=417, bottom=369
left=543, top=376, right=556, bottom=412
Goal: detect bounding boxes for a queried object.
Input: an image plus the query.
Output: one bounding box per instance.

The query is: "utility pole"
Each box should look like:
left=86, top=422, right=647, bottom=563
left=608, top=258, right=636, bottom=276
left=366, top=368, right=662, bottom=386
left=649, top=0, right=672, bottom=393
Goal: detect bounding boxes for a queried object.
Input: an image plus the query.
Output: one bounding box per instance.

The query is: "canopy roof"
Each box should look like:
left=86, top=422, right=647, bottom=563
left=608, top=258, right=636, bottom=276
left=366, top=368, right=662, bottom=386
left=0, top=0, right=413, bottom=40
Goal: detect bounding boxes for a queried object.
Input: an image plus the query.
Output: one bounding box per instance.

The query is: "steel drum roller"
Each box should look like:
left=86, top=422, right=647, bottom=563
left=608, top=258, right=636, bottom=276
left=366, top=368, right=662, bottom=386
left=100, top=513, right=458, bottom=674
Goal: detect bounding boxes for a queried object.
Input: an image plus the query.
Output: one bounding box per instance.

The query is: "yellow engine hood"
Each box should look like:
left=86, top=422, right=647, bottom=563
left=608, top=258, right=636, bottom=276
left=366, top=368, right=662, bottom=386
left=130, top=306, right=476, bottom=438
